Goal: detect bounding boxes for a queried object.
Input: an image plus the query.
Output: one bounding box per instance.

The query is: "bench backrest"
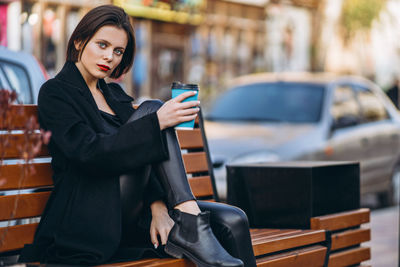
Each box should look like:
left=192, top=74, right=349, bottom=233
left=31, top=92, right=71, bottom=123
left=0, top=104, right=218, bottom=254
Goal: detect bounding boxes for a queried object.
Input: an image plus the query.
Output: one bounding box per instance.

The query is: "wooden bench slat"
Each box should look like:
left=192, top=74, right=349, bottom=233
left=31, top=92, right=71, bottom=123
left=250, top=229, right=284, bottom=238
left=0, top=223, right=38, bottom=253
left=97, top=259, right=160, bottom=267
left=188, top=176, right=213, bottom=198
left=251, top=229, right=326, bottom=256
left=0, top=162, right=53, bottom=190
left=251, top=229, right=302, bottom=241
left=256, top=245, right=327, bottom=267
left=0, top=134, right=49, bottom=159
left=331, top=228, right=371, bottom=251
left=310, top=208, right=370, bottom=231
left=0, top=105, right=38, bottom=130
left=176, top=129, right=203, bottom=149
left=97, top=258, right=195, bottom=267
left=0, top=192, right=50, bottom=221
left=182, top=152, right=209, bottom=174
left=328, top=247, right=371, bottom=267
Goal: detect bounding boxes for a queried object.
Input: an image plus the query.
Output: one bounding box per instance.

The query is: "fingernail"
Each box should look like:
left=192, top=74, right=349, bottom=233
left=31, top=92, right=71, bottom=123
left=154, top=243, right=158, bottom=249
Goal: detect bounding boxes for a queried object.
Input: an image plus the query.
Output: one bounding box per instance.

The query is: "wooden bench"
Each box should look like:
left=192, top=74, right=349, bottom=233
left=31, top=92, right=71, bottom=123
left=311, top=209, right=371, bottom=267
left=0, top=104, right=368, bottom=266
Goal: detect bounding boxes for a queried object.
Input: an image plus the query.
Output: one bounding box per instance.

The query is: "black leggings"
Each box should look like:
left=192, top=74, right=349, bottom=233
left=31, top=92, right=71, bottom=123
left=119, top=100, right=256, bottom=267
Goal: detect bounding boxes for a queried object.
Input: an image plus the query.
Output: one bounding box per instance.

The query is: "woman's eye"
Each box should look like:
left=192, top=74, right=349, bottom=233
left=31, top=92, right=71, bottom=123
left=114, top=49, right=124, bottom=56
left=98, top=42, right=106, bottom=48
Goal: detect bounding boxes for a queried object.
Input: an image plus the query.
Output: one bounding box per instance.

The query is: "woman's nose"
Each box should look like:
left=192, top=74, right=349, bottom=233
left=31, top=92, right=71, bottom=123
left=103, top=49, right=113, bottom=61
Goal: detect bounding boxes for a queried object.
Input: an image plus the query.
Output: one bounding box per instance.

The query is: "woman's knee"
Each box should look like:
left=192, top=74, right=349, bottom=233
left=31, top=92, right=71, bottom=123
left=128, top=100, right=164, bottom=123
left=139, top=99, right=164, bottom=113
left=199, top=202, right=250, bottom=231
left=220, top=205, right=249, bottom=231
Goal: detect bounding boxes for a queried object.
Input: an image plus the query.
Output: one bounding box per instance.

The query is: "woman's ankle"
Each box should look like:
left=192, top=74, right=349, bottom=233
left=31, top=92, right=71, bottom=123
left=174, top=200, right=201, bottom=215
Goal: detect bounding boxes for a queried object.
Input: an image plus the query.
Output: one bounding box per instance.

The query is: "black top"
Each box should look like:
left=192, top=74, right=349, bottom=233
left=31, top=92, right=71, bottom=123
left=19, top=61, right=169, bottom=265
left=99, top=110, right=122, bottom=134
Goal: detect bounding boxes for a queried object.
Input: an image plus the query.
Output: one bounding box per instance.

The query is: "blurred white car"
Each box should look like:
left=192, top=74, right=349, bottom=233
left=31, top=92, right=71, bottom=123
left=205, top=72, right=400, bottom=207
left=0, top=46, right=48, bottom=103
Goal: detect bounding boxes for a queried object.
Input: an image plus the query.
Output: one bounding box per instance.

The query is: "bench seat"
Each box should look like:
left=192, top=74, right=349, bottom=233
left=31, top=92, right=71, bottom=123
left=0, top=105, right=374, bottom=266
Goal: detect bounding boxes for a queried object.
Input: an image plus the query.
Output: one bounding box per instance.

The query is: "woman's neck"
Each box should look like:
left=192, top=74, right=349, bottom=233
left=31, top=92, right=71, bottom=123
left=75, top=61, right=98, bottom=91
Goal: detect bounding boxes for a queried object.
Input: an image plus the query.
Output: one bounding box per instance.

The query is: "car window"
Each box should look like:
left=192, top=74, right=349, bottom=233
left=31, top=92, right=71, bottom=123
left=0, top=68, right=7, bottom=89
left=331, top=85, right=361, bottom=122
left=355, top=86, right=389, bottom=123
left=0, top=61, right=32, bottom=103
left=208, top=82, right=324, bottom=123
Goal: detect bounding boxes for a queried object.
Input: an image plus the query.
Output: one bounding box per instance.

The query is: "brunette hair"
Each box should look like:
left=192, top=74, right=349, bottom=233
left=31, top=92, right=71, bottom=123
left=66, top=5, right=135, bottom=79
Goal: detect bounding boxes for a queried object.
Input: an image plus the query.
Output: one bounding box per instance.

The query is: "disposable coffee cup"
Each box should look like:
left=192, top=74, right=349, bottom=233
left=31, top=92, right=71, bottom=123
left=171, top=82, right=199, bottom=130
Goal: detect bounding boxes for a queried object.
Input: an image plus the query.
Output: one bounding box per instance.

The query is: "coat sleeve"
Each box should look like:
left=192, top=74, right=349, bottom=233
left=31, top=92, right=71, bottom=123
left=38, top=81, right=169, bottom=176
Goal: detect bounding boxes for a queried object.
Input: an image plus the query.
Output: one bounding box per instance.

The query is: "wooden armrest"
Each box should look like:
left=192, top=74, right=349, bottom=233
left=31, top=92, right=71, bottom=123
left=310, top=209, right=370, bottom=231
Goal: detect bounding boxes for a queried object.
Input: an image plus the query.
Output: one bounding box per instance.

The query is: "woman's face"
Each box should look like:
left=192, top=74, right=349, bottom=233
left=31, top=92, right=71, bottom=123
left=75, top=25, right=128, bottom=82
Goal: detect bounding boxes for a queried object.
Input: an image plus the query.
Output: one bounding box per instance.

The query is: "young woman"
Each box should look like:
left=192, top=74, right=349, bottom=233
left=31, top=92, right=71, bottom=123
left=19, top=5, right=256, bottom=267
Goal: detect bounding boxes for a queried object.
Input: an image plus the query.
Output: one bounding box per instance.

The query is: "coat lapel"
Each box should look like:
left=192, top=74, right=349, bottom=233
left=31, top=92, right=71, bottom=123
left=56, top=61, right=99, bottom=113
left=56, top=61, right=134, bottom=124
left=98, top=79, right=134, bottom=123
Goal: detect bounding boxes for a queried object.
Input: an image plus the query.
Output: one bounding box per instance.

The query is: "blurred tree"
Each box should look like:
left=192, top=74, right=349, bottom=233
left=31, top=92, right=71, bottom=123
left=340, top=0, right=386, bottom=42
left=311, top=0, right=387, bottom=72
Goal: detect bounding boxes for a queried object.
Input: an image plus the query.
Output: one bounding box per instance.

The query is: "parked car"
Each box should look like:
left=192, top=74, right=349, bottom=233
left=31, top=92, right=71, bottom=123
left=204, top=72, right=400, bottom=207
left=0, top=46, right=48, bottom=103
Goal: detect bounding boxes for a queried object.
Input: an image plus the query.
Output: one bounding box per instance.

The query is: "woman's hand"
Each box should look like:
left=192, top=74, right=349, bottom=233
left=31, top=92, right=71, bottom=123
left=156, top=91, right=200, bottom=130
left=150, top=200, right=174, bottom=248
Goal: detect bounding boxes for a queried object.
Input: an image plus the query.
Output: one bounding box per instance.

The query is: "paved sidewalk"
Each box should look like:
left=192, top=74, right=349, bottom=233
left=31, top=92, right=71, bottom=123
left=365, top=205, right=398, bottom=267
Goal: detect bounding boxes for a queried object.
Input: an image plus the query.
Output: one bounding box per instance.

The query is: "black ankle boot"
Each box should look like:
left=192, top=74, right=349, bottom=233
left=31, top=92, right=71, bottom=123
left=165, top=209, right=244, bottom=267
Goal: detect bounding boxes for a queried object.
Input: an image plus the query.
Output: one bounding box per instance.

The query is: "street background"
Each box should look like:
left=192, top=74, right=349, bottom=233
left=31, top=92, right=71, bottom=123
left=2, top=0, right=400, bottom=104
left=367, top=205, right=398, bottom=267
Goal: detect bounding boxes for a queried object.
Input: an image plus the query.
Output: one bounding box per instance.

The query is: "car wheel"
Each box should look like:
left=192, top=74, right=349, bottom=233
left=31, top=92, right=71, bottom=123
left=379, top=166, right=400, bottom=207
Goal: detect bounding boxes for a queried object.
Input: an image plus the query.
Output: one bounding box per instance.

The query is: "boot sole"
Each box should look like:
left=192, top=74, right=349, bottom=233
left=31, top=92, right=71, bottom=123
left=165, top=240, right=217, bottom=267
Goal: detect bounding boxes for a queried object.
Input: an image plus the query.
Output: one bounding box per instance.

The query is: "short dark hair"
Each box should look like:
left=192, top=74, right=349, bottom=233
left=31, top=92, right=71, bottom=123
left=66, top=5, right=135, bottom=79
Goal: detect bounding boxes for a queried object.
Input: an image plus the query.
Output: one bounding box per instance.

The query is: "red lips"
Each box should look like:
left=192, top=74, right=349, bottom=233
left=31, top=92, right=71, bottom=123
left=97, top=64, right=110, bottom=71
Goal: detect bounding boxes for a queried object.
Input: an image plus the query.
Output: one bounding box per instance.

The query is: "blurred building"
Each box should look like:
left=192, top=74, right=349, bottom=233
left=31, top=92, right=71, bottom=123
left=1, top=0, right=111, bottom=77
left=1, top=0, right=268, bottom=101
left=264, top=0, right=320, bottom=72
left=192, top=0, right=267, bottom=101
left=115, top=0, right=206, bottom=100
left=116, top=0, right=267, bottom=101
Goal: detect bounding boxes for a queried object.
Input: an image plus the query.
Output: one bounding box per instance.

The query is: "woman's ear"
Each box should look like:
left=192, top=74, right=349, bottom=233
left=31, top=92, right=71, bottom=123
left=74, top=40, right=82, bottom=51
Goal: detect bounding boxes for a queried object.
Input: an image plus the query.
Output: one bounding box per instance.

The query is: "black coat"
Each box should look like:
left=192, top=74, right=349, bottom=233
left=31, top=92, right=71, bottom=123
left=19, top=61, right=169, bottom=265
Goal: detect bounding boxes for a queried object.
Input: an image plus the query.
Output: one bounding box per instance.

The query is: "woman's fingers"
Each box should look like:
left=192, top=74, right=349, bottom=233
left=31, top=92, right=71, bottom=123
left=173, top=91, right=197, bottom=103
left=157, top=94, right=200, bottom=130
left=160, top=229, right=169, bottom=245
left=150, top=224, right=173, bottom=247
left=178, top=106, right=199, bottom=115
left=160, top=218, right=174, bottom=245
left=179, top=100, right=200, bottom=109
left=150, top=227, right=158, bottom=248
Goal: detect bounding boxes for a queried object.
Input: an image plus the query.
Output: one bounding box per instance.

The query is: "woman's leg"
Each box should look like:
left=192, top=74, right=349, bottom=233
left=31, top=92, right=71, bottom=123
left=125, top=100, right=243, bottom=267
left=126, top=100, right=195, bottom=208
left=198, top=201, right=257, bottom=267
